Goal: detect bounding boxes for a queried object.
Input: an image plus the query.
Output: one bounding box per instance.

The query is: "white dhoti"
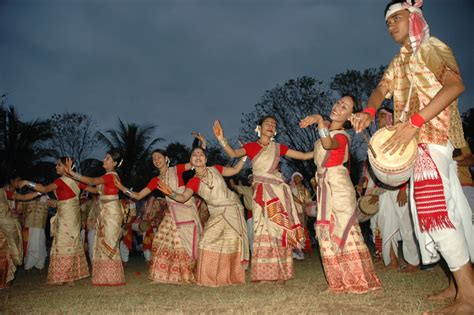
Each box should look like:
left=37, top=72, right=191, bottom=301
left=371, top=189, right=420, bottom=266
left=410, top=143, right=474, bottom=271
left=119, top=240, right=129, bottom=263
left=24, top=227, right=47, bottom=270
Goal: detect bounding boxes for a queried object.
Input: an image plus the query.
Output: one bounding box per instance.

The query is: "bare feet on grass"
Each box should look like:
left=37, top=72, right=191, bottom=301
left=427, top=283, right=456, bottom=301
left=399, top=264, right=419, bottom=274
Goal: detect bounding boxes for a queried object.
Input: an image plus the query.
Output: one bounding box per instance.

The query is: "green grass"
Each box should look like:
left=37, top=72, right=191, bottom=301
left=0, top=254, right=449, bottom=314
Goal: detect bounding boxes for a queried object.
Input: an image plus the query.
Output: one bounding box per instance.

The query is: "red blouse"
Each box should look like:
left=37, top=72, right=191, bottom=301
left=186, top=165, right=223, bottom=193
left=324, top=134, right=349, bottom=168
left=243, top=142, right=289, bottom=161
left=101, top=173, right=119, bottom=195
left=6, top=190, right=14, bottom=200
left=146, top=163, right=187, bottom=191
left=53, top=178, right=87, bottom=200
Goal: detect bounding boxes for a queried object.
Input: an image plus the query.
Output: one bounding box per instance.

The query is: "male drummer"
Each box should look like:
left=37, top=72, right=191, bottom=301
left=363, top=107, right=420, bottom=271
left=352, top=1, right=474, bottom=313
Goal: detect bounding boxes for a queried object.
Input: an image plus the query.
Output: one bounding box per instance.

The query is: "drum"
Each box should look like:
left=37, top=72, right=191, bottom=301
left=357, top=194, right=379, bottom=223
left=368, top=127, right=417, bottom=187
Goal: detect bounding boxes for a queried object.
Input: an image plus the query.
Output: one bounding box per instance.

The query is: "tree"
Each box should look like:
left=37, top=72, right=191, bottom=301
left=461, top=108, right=474, bottom=151
left=0, top=96, right=54, bottom=180
left=97, top=120, right=163, bottom=189
left=50, top=112, right=97, bottom=170
left=240, top=76, right=334, bottom=183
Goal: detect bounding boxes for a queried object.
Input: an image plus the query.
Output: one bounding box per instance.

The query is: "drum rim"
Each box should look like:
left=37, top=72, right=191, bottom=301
left=368, top=127, right=417, bottom=172
left=358, top=195, right=379, bottom=215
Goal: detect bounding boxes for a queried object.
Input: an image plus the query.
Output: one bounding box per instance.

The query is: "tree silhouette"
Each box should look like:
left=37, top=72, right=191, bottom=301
left=50, top=112, right=97, bottom=170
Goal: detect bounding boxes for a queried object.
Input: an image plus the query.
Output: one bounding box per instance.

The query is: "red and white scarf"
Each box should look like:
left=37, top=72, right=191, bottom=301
left=413, top=144, right=454, bottom=232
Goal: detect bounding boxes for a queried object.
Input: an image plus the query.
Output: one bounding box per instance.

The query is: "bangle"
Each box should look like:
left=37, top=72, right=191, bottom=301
left=318, top=128, right=330, bottom=138
left=169, top=191, right=177, bottom=199
left=409, top=113, right=425, bottom=129
left=73, top=173, right=82, bottom=181
left=36, top=192, right=42, bottom=196
left=124, top=189, right=133, bottom=197
left=241, top=156, right=248, bottom=162
left=363, top=107, right=376, bottom=119
left=218, top=138, right=228, bottom=148
left=27, top=181, right=37, bottom=190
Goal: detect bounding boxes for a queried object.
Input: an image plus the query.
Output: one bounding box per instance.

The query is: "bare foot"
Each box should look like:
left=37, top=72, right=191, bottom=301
left=384, top=262, right=399, bottom=271
left=434, top=299, right=474, bottom=315
left=427, top=285, right=456, bottom=301
left=399, top=264, right=419, bottom=274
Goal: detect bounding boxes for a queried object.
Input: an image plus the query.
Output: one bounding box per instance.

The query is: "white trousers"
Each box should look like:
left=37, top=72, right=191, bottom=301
left=371, top=190, right=420, bottom=266
left=410, top=143, right=474, bottom=271
left=120, top=240, right=129, bottom=263
left=87, top=229, right=96, bottom=262
left=24, top=227, right=47, bottom=270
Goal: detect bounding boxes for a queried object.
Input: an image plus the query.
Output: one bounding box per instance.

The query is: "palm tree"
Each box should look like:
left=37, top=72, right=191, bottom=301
left=96, top=119, right=163, bottom=189
left=0, top=103, right=55, bottom=180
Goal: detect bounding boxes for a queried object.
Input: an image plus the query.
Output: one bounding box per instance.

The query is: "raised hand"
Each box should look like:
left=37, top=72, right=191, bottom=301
left=213, top=120, right=224, bottom=139
left=299, top=114, right=323, bottom=129
left=191, top=132, right=207, bottom=149
left=65, top=157, right=75, bottom=176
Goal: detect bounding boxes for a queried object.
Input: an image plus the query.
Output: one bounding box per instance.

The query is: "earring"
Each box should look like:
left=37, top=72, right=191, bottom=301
left=254, top=126, right=261, bottom=137
left=166, top=157, right=170, bottom=167
left=191, top=166, right=195, bottom=171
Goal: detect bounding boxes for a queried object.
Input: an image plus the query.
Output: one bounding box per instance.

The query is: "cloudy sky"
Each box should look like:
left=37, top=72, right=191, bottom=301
left=1, top=0, right=473, bottom=158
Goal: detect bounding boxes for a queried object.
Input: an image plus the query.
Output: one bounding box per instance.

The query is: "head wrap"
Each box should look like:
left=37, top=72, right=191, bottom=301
left=385, top=0, right=429, bottom=53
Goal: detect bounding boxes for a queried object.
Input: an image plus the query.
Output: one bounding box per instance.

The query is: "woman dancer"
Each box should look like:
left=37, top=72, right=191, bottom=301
left=213, top=116, right=311, bottom=283
left=300, top=95, right=381, bottom=293
left=290, top=172, right=313, bottom=260
left=157, top=147, right=249, bottom=287
left=115, top=133, right=205, bottom=284
left=1, top=175, right=42, bottom=288
left=65, top=150, right=126, bottom=286
left=20, top=157, right=91, bottom=285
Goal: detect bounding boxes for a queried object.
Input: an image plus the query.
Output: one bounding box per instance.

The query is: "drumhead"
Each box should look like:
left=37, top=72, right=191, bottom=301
left=358, top=195, right=379, bottom=215
left=368, top=127, right=417, bottom=173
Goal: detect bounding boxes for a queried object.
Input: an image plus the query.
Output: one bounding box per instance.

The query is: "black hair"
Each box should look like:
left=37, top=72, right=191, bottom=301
left=377, top=107, right=393, bottom=116
left=384, top=0, right=422, bottom=18
left=151, top=149, right=167, bottom=158
left=107, top=149, right=123, bottom=169
left=341, top=94, right=361, bottom=130
left=257, top=115, right=277, bottom=126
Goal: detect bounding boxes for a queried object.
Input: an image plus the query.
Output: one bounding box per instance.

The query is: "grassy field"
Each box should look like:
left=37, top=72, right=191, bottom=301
left=0, top=253, right=449, bottom=314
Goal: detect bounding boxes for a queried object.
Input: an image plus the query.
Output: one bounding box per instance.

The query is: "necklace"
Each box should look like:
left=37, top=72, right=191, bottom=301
left=158, top=167, right=169, bottom=185
left=257, top=139, right=270, bottom=147
left=196, top=168, right=214, bottom=190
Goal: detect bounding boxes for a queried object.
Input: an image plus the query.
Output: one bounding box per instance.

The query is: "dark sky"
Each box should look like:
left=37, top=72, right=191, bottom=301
left=1, top=0, right=473, bottom=158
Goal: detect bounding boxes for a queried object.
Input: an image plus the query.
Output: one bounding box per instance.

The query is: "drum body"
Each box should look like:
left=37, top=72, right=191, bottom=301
left=368, top=127, right=417, bottom=187
left=357, top=194, right=379, bottom=223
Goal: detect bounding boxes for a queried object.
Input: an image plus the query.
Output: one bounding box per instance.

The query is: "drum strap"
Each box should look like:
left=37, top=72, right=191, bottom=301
left=413, top=144, right=454, bottom=232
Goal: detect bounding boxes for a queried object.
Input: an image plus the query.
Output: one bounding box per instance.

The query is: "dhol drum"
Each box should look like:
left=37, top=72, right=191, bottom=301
left=368, top=127, right=417, bottom=187
left=357, top=194, right=380, bottom=223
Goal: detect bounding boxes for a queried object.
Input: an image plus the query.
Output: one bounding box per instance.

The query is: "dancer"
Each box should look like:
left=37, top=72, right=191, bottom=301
left=21, top=157, right=91, bottom=285
left=214, top=116, right=310, bottom=282
left=157, top=147, right=249, bottom=287
left=65, top=150, right=126, bottom=286
left=351, top=1, right=473, bottom=311
left=0, top=175, right=41, bottom=288
left=115, top=133, right=205, bottom=284
left=300, top=95, right=382, bottom=293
